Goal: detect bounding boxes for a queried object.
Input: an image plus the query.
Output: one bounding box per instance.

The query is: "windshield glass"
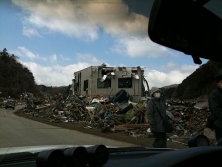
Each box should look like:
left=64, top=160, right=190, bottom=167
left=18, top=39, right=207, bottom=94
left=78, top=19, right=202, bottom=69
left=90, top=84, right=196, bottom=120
left=0, top=0, right=219, bottom=151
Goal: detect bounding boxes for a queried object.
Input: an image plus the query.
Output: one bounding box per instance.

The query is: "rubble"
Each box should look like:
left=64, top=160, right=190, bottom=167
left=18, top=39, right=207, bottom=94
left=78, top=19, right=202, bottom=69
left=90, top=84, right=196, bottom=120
left=17, top=91, right=216, bottom=146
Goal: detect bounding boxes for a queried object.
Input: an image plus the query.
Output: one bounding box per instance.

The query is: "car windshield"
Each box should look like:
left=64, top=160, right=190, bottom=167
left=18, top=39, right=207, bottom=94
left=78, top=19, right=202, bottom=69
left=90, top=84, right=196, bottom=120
left=0, top=0, right=221, bottom=152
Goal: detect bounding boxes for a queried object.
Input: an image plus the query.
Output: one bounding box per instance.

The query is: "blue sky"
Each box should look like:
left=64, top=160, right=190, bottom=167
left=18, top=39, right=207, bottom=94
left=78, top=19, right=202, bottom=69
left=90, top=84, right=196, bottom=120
left=0, top=0, right=209, bottom=88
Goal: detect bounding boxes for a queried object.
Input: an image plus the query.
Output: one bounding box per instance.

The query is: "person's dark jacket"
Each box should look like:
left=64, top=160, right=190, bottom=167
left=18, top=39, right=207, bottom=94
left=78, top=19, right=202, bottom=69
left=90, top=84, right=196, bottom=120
left=208, top=87, right=222, bottom=129
left=147, top=98, right=167, bottom=132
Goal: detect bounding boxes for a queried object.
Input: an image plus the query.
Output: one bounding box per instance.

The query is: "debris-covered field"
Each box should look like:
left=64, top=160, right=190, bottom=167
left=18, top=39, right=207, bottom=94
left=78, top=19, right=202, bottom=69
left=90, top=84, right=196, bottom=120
left=14, top=91, right=216, bottom=148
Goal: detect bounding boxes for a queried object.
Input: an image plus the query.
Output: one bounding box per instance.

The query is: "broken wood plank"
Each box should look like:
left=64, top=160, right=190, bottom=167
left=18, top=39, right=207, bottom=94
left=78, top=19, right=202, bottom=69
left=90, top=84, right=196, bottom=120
left=35, top=105, right=52, bottom=110
left=114, top=124, right=149, bottom=131
left=112, top=118, right=123, bottom=125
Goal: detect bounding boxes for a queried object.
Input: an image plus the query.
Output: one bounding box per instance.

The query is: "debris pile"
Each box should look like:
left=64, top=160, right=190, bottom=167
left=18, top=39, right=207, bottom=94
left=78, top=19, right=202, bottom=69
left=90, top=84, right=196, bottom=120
left=165, top=100, right=215, bottom=145
left=18, top=91, right=215, bottom=145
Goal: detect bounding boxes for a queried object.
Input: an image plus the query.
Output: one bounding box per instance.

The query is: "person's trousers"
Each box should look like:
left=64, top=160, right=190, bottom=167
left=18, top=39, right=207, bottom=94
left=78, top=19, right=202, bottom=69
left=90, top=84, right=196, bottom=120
left=152, top=131, right=167, bottom=148
left=215, top=128, right=222, bottom=145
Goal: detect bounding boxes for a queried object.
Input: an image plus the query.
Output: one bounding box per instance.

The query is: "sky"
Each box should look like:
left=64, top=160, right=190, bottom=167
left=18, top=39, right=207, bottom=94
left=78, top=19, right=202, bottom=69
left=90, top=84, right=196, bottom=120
left=0, top=0, right=210, bottom=88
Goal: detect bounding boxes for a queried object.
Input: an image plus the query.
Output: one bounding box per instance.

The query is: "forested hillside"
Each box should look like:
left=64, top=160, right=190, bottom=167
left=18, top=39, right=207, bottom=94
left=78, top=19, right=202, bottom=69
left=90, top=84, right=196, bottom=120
left=161, top=60, right=222, bottom=100
left=0, top=48, right=69, bottom=98
left=0, top=48, right=40, bottom=98
left=176, top=60, right=222, bottom=99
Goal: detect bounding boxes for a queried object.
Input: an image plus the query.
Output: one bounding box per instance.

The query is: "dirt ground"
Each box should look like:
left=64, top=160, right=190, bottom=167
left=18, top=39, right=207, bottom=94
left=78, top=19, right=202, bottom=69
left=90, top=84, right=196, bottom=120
left=14, top=110, right=187, bottom=149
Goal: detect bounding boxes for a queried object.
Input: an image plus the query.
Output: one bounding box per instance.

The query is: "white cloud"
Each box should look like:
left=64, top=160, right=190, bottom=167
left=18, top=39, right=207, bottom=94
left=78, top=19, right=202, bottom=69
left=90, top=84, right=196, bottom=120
left=77, top=53, right=106, bottom=65
left=144, top=70, right=187, bottom=88
left=144, top=62, right=200, bottom=88
left=18, top=46, right=40, bottom=59
left=111, top=37, right=170, bottom=58
left=163, top=62, right=177, bottom=68
left=23, top=26, right=41, bottom=37
left=18, top=53, right=112, bottom=86
left=180, top=64, right=199, bottom=73
left=50, top=54, right=57, bottom=62
left=14, top=54, right=200, bottom=88
left=20, top=61, right=92, bottom=86
left=60, top=55, right=70, bottom=61
left=161, top=62, right=199, bottom=73
left=14, top=47, right=71, bottom=63
left=12, top=0, right=148, bottom=40
left=12, top=0, right=177, bottom=59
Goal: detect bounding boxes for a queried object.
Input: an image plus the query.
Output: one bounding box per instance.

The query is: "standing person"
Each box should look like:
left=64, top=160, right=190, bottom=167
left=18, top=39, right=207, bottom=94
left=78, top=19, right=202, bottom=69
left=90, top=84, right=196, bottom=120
left=208, top=72, right=222, bottom=145
left=147, top=87, right=167, bottom=148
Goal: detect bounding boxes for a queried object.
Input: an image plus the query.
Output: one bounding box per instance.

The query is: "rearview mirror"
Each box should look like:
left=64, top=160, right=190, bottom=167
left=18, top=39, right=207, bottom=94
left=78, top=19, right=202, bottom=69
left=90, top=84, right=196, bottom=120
left=148, top=0, right=222, bottom=64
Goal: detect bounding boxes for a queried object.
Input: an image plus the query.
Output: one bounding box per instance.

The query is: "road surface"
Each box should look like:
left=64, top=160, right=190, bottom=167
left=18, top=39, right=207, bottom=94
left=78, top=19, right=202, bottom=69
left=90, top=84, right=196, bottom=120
left=0, top=106, right=136, bottom=148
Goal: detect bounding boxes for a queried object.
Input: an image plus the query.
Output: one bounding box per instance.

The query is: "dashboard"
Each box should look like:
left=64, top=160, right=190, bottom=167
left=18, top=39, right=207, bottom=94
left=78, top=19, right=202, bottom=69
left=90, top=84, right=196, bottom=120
left=0, top=138, right=222, bottom=167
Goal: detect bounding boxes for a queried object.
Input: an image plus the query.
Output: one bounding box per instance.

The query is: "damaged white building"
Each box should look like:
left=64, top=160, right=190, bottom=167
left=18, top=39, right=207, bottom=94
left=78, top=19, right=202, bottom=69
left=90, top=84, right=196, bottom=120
left=72, top=64, right=150, bottom=102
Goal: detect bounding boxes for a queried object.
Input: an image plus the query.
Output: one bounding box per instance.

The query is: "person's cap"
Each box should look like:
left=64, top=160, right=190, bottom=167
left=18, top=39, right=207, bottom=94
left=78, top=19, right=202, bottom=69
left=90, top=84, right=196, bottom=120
left=150, top=87, right=160, bottom=96
left=215, top=71, right=222, bottom=83
left=215, top=74, right=222, bottom=83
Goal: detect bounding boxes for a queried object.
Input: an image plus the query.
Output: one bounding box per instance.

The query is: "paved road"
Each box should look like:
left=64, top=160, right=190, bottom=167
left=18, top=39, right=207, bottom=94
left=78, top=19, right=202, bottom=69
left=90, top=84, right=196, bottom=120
left=0, top=106, right=136, bottom=148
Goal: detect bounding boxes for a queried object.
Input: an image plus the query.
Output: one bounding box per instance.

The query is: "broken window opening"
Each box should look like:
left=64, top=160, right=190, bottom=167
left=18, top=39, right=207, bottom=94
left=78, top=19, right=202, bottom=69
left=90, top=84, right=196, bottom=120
left=118, top=78, right=132, bottom=88
left=97, top=78, right=111, bottom=88
left=84, top=80, right=88, bottom=91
